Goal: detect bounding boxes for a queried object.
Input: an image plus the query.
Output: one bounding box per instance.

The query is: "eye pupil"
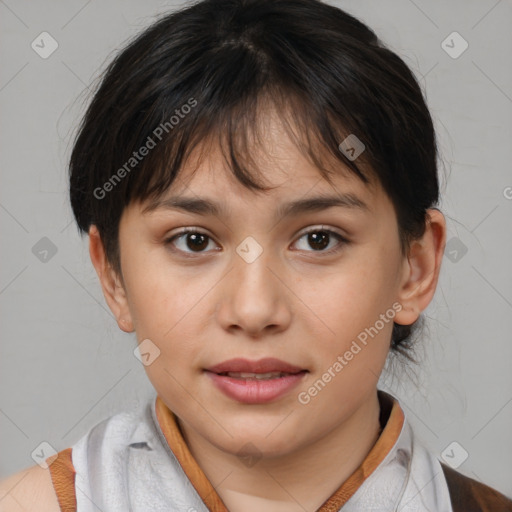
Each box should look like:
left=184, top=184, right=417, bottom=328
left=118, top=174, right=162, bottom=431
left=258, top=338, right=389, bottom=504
left=187, top=233, right=208, bottom=251
left=308, top=231, right=329, bottom=251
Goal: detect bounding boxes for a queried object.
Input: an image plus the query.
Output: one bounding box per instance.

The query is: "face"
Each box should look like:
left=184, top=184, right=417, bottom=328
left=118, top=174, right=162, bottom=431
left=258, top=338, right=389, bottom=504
left=104, top=113, right=419, bottom=460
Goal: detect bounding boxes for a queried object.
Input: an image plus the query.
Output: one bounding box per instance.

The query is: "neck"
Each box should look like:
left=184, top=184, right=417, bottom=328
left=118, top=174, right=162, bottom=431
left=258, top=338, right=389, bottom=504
left=177, top=390, right=382, bottom=512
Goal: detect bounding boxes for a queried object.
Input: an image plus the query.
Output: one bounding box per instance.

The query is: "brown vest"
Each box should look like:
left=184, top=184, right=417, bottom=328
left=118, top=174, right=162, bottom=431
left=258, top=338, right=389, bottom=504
left=442, top=463, right=512, bottom=511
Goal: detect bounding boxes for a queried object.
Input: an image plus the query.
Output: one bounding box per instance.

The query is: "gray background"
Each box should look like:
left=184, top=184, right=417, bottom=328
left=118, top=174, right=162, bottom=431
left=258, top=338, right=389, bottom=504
left=1, top=0, right=511, bottom=499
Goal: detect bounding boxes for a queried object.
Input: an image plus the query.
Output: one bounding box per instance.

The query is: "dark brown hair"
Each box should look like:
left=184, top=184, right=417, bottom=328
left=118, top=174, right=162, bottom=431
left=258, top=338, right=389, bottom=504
left=69, top=0, right=441, bottom=359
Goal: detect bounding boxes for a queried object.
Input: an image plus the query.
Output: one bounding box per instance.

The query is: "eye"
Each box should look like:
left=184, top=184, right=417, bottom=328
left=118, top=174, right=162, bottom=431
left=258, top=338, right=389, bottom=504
left=293, top=226, right=348, bottom=254
left=165, top=228, right=219, bottom=255
left=165, top=226, right=348, bottom=257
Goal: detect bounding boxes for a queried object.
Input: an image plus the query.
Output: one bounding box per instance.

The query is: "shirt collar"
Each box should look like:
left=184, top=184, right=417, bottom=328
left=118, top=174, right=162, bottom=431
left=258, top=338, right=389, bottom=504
left=154, top=389, right=405, bottom=511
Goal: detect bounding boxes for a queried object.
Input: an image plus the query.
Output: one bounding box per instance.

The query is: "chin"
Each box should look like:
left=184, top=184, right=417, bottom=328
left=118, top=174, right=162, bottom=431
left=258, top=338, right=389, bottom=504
left=209, top=424, right=305, bottom=461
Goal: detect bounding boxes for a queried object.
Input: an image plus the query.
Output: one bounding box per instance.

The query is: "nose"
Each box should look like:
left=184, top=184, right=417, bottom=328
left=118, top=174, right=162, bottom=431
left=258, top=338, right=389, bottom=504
left=215, top=243, right=292, bottom=339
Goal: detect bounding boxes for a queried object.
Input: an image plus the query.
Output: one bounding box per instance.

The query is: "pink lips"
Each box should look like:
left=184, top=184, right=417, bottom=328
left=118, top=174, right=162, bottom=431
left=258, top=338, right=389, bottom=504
left=204, top=357, right=308, bottom=404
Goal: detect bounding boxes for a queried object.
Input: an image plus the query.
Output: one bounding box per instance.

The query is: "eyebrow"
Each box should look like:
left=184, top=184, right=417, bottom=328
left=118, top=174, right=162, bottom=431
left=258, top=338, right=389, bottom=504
left=142, top=193, right=369, bottom=220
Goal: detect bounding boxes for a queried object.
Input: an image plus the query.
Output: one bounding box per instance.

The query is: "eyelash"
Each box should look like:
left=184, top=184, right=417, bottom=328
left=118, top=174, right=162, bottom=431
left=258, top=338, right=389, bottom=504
left=164, top=226, right=349, bottom=258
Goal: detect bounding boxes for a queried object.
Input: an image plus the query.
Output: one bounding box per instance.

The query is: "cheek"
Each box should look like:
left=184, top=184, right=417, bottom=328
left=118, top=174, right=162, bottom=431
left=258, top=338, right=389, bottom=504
left=121, top=248, right=213, bottom=357
left=297, top=252, right=398, bottom=344
left=123, top=243, right=197, bottom=322
left=124, top=259, right=211, bottom=401
left=295, top=263, right=395, bottom=414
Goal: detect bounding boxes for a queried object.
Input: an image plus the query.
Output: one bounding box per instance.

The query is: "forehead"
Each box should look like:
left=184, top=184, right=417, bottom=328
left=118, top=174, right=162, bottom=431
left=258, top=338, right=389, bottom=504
left=142, top=111, right=383, bottom=217
left=130, top=101, right=400, bottom=228
left=148, top=163, right=367, bottom=222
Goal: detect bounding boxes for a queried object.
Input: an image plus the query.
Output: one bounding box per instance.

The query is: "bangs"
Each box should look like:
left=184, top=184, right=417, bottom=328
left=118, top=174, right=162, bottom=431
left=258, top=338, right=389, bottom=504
left=125, top=85, right=372, bottom=213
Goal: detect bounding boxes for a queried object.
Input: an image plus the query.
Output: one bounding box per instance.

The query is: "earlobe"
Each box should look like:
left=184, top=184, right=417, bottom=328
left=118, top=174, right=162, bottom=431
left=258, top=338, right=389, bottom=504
left=393, top=209, right=447, bottom=326
left=88, top=225, right=135, bottom=333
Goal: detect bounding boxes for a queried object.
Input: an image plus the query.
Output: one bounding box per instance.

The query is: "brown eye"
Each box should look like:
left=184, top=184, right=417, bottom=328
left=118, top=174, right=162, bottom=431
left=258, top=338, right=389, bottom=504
left=294, top=227, right=347, bottom=254
left=184, top=232, right=209, bottom=251
left=166, top=229, right=217, bottom=254
left=307, top=231, right=330, bottom=251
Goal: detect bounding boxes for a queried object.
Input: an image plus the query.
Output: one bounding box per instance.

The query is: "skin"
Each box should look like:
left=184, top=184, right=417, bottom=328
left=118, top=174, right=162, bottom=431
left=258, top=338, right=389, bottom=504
left=87, top=110, right=446, bottom=511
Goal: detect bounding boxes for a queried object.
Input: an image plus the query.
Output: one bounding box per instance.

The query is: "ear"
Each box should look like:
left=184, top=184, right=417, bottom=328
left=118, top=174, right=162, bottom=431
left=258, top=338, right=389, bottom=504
left=88, top=225, right=134, bottom=333
left=393, top=208, right=447, bottom=326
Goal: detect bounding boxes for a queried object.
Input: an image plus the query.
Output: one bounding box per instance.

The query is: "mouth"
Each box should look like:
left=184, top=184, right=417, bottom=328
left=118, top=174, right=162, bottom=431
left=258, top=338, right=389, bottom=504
left=205, top=357, right=306, bottom=375
left=214, top=371, right=303, bottom=380
left=204, top=358, right=308, bottom=404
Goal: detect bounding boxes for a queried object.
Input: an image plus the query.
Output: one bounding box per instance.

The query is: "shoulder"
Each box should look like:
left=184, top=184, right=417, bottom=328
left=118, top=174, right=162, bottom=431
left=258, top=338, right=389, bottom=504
left=441, top=463, right=512, bottom=512
left=0, top=464, right=61, bottom=512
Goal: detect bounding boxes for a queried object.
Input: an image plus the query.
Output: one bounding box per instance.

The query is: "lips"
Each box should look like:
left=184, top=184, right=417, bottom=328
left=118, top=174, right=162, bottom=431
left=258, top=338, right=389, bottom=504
left=204, top=358, right=308, bottom=404
left=206, top=357, right=305, bottom=375
left=220, top=371, right=289, bottom=380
